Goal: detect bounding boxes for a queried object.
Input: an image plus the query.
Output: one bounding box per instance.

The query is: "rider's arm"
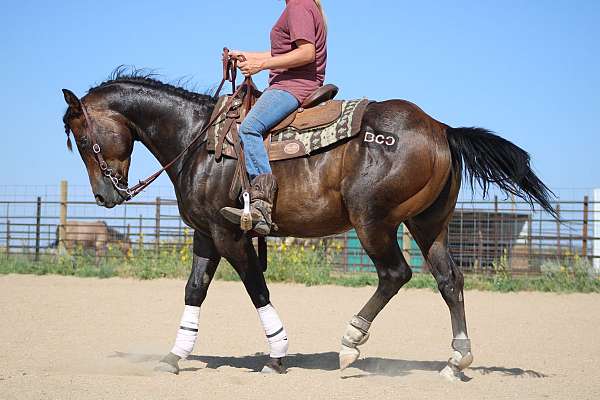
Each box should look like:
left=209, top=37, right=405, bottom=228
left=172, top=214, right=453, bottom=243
left=230, top=50, right=271, bottom=62
left=237, top=40, right=315, bottom=76
left=262, top=40, right=316, bottom=70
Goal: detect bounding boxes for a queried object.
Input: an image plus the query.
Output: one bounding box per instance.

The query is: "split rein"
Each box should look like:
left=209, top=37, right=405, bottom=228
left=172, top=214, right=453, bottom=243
left=81, top=48, right=251, bottom=201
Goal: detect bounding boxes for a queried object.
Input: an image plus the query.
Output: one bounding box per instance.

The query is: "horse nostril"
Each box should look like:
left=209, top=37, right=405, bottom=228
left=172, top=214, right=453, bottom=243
left=95, top=194, right=105, bottom=205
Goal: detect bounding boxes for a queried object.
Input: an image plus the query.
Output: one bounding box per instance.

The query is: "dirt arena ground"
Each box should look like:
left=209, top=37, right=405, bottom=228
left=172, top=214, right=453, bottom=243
left=1, top=275, right=599, bottom=399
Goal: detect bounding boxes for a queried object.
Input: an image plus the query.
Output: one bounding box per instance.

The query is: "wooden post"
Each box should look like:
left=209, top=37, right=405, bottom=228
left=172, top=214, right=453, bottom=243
left=583, top=196, right=589, bottom=258
left=155, top=197, right=161, bottom=254
left=35, top=197, right=42, bottom=261
left=59, top=180, right=68, bottom=251
left=556, top=203, right=561, bottom=259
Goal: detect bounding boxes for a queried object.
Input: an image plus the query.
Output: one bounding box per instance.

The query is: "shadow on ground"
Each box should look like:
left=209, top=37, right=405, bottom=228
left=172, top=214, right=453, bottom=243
left=111, top=351, right=548, bottom=378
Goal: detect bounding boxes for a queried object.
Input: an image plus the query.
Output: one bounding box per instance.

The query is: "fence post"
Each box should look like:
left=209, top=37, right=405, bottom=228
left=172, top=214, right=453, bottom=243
left=494, top=195, right=499, bottom=264
left=594, top=189, right=600, bottom=273
left=583, top=195, right=589, bottom=258
left=35, top=197, right=42, bottom=261
left=138, top=214, right=143, bottom=252
left=527, top=214, right=532, bottom=270
left=59, top=180, right=68, bottom=251
left=538, top=209, right=542, bottom=259
left=5, top=219, right=10, bottom=258
left=556, top=203, right=561, bottom=259
left=155, top=197, right=161, bottom=254
left=178, top=218, right=182, bottom=246
left=401, top=224, right=411, bottom=262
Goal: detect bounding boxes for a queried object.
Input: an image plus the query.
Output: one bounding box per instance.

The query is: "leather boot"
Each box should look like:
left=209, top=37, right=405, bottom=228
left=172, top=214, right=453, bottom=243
left=220, top=173, right=278, bottom=235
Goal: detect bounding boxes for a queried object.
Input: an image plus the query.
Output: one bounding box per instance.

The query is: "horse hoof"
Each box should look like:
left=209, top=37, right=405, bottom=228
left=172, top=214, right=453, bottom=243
left=439, top=365, right=463, bottom=382
left=339, top=345, right=360, bottom=371
left=261, top=357, right=287, bottom=374
left=154, top=352, right=180, bottom=375
left=154, top=361, right=179, bottom=375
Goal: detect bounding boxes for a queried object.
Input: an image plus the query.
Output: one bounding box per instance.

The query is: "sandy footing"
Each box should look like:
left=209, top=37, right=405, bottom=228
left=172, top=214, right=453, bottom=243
left=1, top=275, right=599, bottom=399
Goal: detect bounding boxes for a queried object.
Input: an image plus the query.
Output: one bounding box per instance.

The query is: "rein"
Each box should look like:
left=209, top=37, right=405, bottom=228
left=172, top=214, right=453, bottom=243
left=81, top=48, right=252, bottom=201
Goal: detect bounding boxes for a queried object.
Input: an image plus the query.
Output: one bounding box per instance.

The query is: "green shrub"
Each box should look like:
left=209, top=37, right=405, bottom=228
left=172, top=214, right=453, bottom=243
left=1, top=242, right=599, bottom=293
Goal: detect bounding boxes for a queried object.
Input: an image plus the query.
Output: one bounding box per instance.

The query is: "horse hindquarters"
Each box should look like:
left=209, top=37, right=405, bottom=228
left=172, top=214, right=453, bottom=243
left=336, top=100, right=455, bottom=370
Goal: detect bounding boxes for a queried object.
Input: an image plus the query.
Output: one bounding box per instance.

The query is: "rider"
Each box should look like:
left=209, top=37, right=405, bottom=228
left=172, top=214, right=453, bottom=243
left=220, top=0, right=328, bottom=235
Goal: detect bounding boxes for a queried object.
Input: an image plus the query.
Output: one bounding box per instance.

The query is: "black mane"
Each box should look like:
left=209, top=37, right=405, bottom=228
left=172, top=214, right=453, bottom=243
left=86, top=66, right=215, bottom=105
left=62, top=67, right=216, bottom=150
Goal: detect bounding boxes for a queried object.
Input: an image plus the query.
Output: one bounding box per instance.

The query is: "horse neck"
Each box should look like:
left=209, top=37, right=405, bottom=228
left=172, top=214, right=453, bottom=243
left=95, top=84, right=215, bottom=180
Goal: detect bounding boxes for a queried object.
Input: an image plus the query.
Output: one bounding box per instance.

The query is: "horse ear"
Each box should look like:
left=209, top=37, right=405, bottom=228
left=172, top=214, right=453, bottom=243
left=62, top=89, right=82, bottom=112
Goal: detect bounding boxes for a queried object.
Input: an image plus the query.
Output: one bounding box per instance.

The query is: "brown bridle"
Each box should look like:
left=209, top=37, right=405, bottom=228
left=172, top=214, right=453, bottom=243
left=77, top=48, right=253, bottom=201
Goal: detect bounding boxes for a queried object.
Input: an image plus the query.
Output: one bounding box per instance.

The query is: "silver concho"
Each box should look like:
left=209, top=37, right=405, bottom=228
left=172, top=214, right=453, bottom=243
left=284, top=142, right=300, bottom=155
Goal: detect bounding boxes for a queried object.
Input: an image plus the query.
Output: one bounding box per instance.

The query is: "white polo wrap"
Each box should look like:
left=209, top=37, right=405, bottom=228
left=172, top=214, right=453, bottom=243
left=170, top=305, right=200, bottom=359
left=257, top=304, right=288, bottom=358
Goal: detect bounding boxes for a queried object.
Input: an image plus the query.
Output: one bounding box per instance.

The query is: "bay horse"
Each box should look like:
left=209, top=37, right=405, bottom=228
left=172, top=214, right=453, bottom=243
left=61, top=70, right=555, bottom=380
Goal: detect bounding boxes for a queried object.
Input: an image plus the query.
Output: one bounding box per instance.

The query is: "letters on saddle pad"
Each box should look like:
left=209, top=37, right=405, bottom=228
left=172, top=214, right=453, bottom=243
left=206, top=96, right=370, bottom=162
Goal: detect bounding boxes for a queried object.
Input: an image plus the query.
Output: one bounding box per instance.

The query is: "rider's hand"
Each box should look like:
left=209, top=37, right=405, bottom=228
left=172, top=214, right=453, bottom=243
left=229, top=49, right=244, bottom=59
left=238, top=60, right=263, bottom=77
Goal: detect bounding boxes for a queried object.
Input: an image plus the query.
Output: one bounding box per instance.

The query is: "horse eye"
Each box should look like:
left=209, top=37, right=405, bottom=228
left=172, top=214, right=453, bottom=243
left=79, top=136, right=90, bottom=147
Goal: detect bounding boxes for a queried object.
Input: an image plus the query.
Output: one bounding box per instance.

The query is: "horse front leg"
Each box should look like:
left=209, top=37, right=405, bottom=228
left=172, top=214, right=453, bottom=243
left=214, top=229, right=288, bottom=374
left=155, top=231, right=220, bottom=374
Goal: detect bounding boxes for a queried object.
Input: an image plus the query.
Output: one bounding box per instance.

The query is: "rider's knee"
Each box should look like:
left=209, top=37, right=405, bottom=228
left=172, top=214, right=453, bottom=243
left=239, top=116, right=265, bottom=137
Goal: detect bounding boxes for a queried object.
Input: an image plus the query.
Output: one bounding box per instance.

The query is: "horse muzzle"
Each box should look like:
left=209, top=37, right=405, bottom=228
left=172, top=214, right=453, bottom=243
left=94, top=193, right=118, bottom=208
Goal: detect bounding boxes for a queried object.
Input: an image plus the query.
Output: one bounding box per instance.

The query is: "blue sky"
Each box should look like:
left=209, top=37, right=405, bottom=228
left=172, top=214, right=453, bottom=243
left=0, top=0, right=598, bottom=197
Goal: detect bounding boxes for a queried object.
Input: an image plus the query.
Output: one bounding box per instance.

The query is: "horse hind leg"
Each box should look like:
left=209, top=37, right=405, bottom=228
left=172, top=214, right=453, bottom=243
left=339, top=223, right=412, bottom=370
left=406, top=177, right=473, bottom=381
left=420, top=228, right=473, bottom=381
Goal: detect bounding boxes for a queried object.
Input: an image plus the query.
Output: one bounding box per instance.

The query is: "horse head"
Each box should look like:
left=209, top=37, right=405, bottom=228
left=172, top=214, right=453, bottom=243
left=62, top=89, right=134, bottom=208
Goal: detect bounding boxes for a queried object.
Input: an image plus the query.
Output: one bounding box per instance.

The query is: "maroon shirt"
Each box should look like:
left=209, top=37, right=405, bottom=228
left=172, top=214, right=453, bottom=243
left=269, top=0, right=327, bottom=103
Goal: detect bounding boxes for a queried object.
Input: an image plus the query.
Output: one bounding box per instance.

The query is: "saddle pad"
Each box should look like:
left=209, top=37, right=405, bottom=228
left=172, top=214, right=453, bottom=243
left=268, top=98, right=369, bottom=160
left=207, top=97, right=370, bottom=161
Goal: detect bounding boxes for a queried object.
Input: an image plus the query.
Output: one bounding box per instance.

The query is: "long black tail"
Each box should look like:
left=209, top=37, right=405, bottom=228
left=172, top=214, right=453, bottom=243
left=447, top=127, right=557, bottom=218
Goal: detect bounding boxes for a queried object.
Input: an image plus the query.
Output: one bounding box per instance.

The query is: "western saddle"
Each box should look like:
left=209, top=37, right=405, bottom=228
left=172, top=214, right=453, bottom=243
left=209, top=49, right=346, bottom=192
left=269, top=84, right=340, bottom=132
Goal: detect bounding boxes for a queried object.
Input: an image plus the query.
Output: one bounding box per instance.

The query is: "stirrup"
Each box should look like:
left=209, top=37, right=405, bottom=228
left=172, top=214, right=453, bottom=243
left=240, top=192, right=252, bottom=231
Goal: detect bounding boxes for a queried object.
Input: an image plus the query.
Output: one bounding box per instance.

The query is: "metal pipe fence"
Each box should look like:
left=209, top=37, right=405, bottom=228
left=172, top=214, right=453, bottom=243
left=1, top=182, right=598, bottom=275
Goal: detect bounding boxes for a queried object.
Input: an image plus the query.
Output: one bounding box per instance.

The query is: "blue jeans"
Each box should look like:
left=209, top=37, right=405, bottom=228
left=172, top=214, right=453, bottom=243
left=239, top=89, right=299, bottom=179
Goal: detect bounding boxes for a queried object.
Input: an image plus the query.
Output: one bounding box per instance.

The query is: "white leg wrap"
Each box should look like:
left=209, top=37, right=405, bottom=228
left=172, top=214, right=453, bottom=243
left=257, top=304, right=288, bottom=358
left=170, top=305, right=200, bottom=359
